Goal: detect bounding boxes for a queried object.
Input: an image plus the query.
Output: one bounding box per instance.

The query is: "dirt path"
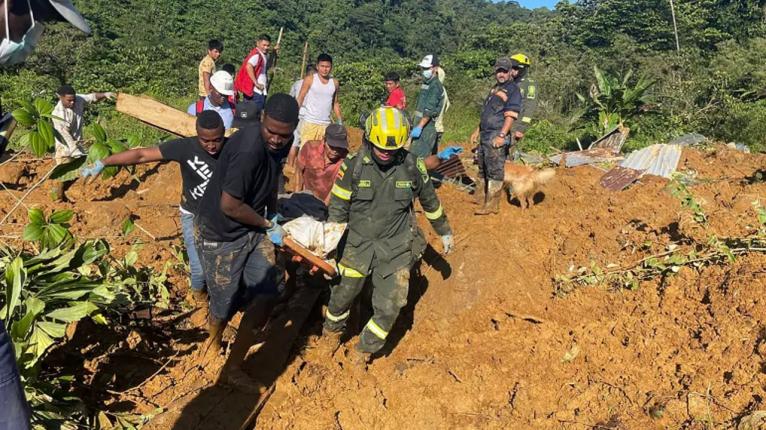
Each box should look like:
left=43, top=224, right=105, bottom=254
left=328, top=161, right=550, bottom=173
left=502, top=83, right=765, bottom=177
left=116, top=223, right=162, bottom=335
left=0, top=144, right=764, bottom=429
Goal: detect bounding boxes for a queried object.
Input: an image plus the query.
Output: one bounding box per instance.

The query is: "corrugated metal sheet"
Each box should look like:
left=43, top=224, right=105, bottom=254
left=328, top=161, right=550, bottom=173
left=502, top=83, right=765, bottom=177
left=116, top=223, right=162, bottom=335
left=589, top=126, right=629, bottom=152
left=548, top=148, right=623, bottom=167
left=600, top=166, right=644, bottom=191
left=620, top=144, right=682, bottom=178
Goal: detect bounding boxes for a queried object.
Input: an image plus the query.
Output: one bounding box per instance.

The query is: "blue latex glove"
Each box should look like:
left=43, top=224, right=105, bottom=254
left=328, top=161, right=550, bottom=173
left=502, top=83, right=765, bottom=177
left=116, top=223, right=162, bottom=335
left=441, top=234, right=454, bottom=255
left=410, top=126, right=423, bottom=139
left=266, top=215, right=286, bottom=246
left=81, top=160, right=105, bottom=178
left=437, top=146, right=463, bottom=160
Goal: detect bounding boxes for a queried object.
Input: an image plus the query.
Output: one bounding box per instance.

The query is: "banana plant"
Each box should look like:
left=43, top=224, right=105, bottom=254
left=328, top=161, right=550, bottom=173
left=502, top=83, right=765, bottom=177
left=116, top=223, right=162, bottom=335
left=86, top=123, right=127, bottom=180
left=577, top=66, right=655, bottom=133
left=11, top=98, right=56, bottom=157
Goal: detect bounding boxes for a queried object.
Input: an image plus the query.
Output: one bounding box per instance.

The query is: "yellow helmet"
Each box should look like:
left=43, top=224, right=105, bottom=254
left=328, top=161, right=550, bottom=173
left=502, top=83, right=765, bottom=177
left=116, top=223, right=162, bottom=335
left=511, top=53, right=531, bottom=68
left=364, top=106, right=410, bottom=150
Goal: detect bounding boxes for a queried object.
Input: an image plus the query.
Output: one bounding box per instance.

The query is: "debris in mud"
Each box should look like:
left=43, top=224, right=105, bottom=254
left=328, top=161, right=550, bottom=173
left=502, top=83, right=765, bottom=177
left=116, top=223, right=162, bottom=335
left=738, top=411, right=766, bottom=430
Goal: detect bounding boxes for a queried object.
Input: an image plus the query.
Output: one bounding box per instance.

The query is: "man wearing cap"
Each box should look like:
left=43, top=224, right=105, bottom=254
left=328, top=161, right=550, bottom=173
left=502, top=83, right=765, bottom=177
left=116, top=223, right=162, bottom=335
left=470, top=57, right=522, bottom=215
left=187, top=70, right=235, bottom=129
left=410, top=54, right=445, bottom=158
left=295, top=124, right=348, bottom=204
left=1, top=1, right=92, bottom=428
left=194, top=94, right=298, bottom=388
left=52, top=85, right=114, bottom=165
left=80, top=111, right=227, bottom=306
left=231, top=101, right=261, bottom=130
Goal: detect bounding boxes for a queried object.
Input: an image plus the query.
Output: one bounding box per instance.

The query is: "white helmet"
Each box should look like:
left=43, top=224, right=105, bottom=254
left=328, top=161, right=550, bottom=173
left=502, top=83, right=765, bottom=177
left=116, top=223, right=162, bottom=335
left=210, top=70, right=234, bottom=96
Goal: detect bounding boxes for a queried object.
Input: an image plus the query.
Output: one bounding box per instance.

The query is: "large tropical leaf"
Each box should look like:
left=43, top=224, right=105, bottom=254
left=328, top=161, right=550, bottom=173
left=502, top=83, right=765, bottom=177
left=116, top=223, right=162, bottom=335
left=46, top=301, right=98, bottom=322
left=10, top=296, right=44, bottom=340
left=33, top=99, right=54, bottom=117
left=48, top=210, right=74, bottom=225
left=4, top=257, right=26, bottom=320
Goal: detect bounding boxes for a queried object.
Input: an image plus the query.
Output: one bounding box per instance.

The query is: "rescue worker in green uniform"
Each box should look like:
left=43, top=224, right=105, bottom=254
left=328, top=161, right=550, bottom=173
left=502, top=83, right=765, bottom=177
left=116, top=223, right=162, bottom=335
left=470, top=57, right=522, bottom=215
left=509, top=53, right=537, bottom=159
left=409, top=54, right=445, bottom=158
left=321, top=106, right=454, bottom=365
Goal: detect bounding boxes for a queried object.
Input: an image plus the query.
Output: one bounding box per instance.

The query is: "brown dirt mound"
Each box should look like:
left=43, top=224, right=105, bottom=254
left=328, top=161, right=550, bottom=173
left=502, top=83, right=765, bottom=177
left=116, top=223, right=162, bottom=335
left=0, top=143, right=764, bottom=429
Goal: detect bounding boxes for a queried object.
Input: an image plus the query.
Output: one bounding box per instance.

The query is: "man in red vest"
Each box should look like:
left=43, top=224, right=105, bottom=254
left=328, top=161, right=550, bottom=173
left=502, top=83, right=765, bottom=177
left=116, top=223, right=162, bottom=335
left=234, top=34, right=277, bottom=113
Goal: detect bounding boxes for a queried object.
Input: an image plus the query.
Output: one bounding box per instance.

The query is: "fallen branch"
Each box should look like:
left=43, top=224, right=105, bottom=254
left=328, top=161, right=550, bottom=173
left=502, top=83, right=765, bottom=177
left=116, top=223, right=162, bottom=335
left=504, top=310, right=545, bottom=324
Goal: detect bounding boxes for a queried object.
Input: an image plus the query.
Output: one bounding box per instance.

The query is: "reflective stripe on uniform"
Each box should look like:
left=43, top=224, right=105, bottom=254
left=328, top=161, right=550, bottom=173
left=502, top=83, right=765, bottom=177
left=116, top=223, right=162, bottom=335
left=365, top=319, right=389, bottom=340
left=331, top=184, right=352, bottom=201
left=325, top=309, right=350, bottom=322
left=338, top=263, right=365, bottom=278
left=424, top=204, right=444, bottom=220
left=521, top=116, right=532, bottom=123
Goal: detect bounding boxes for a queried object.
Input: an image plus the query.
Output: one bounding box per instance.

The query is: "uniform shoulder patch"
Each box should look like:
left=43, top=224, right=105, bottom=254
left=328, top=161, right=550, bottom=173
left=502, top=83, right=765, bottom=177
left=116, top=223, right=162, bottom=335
left=416, top=158, right=427, bottom=174
left=416, top=158, right=429, bottom=183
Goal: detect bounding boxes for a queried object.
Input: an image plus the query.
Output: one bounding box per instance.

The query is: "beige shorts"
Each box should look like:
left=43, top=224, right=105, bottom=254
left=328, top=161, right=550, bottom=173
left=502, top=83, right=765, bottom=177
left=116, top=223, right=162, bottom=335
left=299, top=122, right=328, bottom=147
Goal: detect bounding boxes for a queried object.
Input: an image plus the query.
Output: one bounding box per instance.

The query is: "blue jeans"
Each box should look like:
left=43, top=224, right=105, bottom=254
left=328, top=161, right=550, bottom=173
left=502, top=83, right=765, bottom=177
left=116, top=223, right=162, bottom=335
left=196, top=230, right=280, bottom=321
left=0, top=321, right=30, bottom=430
left=180, top=211, right=205, bottom=292
left=243, top=93, right=265, bottom=114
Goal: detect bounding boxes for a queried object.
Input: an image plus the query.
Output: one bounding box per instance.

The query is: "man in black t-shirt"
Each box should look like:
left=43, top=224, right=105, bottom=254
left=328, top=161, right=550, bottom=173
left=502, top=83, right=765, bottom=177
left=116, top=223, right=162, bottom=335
left=194, top=94, right=298, bottom=387
left=81, top=111, right=226, bottom=303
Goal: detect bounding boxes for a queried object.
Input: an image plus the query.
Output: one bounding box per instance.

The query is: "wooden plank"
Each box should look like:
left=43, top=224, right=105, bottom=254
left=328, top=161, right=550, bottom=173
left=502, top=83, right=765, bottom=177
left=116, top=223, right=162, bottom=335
left=116, top=93, right=197, bottom=137
left=283, top=237, right=337, bottom=277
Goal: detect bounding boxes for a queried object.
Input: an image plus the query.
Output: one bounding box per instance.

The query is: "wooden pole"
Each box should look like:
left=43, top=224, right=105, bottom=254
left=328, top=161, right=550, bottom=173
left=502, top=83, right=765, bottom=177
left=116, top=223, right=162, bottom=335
left=669, top=0, right=680, bottom=52
left=266, top=27, right=284, bottom=94
left=300, top=41, right=309, bottom=79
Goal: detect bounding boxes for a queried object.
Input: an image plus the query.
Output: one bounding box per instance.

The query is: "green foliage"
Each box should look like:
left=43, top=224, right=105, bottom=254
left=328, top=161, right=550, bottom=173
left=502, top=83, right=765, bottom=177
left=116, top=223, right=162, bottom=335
left=1, top=213, right=170, bottom=428
left=22, top=208, right=75, bottom=250
left=3, top=0, right=766, bottom=153
left=11, top=98, right=56, bottom=156
left=668, top=177, right=708, bottom=225
left=86, top=123, right=126, bottom=179
left=579, top=66, right=654, bottom=134
left=519, top=119, right=586, bottom=154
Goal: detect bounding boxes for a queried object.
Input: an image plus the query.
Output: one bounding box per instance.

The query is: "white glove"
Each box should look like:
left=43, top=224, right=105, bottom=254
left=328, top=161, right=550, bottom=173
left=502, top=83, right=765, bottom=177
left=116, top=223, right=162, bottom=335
left=104, top=92, right=116, bottom=99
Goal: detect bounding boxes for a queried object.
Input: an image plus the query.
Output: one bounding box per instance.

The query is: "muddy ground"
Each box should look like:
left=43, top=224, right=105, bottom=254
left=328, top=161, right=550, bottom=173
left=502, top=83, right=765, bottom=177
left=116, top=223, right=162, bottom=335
left=0, top=141, right=764, bottom=429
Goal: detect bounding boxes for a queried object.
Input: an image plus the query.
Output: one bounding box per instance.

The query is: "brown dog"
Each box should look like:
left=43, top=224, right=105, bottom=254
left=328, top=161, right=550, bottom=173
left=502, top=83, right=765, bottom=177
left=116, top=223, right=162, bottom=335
left=503, top=162, right=556, bottom=209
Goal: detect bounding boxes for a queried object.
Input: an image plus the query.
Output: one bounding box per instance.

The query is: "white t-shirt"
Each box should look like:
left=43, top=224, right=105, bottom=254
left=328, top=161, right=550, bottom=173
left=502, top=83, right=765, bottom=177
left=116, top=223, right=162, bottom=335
left=52, top=93, right=97, bottom=158
left=247, top=49, right=268, bottom=95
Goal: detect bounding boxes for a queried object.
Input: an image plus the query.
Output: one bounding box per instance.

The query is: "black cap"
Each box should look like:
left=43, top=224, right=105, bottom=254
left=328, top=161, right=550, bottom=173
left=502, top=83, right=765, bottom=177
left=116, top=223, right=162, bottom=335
left=494, top=57, right=513, bottom=71
left=232, top=102, right=261, bottom=129
left=325, top=124, right=348, bottom=149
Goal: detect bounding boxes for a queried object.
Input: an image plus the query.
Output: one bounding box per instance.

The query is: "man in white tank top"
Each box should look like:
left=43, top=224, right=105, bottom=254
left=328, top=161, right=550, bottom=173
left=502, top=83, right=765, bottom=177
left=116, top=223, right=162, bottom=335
left=287, top=53, right=343, bottom=169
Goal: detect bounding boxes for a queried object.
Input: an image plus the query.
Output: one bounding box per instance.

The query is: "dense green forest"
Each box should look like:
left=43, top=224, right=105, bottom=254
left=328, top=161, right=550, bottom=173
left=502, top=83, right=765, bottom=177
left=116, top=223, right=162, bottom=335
left=2, top=0, right=766, bottom=152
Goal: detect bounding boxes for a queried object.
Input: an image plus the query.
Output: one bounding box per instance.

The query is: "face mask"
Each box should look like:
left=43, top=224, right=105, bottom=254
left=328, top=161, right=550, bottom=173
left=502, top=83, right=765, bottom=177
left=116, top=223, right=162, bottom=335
left=0, top=0, right=45, bottom=66
left=422, top=69, right=433, bottom=80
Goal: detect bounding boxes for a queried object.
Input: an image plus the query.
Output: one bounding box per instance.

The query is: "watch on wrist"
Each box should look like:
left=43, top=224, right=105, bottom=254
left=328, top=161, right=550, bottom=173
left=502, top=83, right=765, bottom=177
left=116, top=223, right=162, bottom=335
left=499, top=132, right=506, bottom=138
